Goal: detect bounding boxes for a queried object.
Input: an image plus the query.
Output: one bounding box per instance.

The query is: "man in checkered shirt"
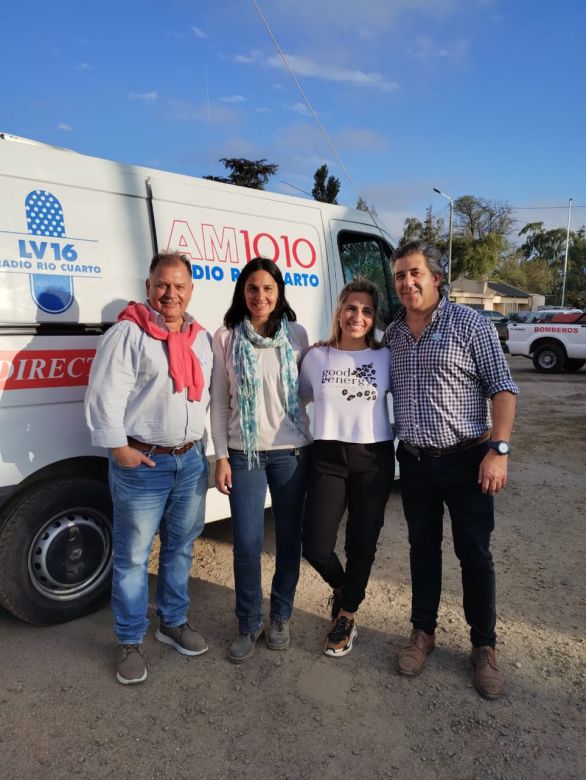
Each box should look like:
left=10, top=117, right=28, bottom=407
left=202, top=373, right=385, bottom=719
left=383, top=241, right=519, bottom=699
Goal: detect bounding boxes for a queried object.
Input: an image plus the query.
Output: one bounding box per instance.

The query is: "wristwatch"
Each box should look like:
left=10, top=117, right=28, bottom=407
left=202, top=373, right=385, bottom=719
left=489, top=440, right=511, bottom=455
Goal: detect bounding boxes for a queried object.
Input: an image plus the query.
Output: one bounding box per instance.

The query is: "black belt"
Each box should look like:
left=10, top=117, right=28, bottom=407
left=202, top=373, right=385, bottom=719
left=128, top=436, right=196, bottom=456
left=400, top=432, right=490, bottom=459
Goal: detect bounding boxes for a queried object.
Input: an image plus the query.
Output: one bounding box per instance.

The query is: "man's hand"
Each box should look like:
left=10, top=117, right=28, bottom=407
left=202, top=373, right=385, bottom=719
left=478, top=450, right=508, bottom=495
left=112, top=445, right=156, bottom=469
left=215, top=457, right=232, bottom=495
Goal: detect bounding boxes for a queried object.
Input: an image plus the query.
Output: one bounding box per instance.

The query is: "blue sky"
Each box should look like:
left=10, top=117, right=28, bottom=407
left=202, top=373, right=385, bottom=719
left=2, top=0, right=585, bottom=242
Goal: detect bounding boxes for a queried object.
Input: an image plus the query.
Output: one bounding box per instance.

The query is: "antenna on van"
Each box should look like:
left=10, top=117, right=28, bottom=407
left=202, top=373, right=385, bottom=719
left=250, top=0, right=383, bottom=233
left=281, top=180, right=313, bottom=198
left=205, top=65, right=215, bottom=179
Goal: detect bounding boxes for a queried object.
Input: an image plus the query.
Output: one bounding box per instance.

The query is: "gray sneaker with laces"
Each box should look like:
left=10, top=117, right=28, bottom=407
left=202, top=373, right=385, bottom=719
left=117, top=644, right=147, bottom=685
left=266, top=619, right=290, bottom=650
left=228, top=627, right=264, bottom=664
left=155, top=622, right=208, bottom=656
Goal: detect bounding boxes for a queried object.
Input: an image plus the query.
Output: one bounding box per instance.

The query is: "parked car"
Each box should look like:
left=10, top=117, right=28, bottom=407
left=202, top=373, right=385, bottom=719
left=474, top=309, right=509, bottom=345
left=508, top=311, right=530, bottom=323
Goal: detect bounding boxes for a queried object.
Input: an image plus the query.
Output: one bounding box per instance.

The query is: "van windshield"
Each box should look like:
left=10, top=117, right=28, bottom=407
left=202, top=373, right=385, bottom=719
left=338, top=232, right=399, bottom=326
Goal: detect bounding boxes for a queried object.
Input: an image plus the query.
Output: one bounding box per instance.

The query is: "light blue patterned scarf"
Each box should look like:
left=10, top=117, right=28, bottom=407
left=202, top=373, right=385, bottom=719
left=232, top=316, right=302, bottom=468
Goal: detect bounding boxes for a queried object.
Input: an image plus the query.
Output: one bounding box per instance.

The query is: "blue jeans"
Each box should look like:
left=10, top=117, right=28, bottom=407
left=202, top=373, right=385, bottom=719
left=228, top=447, right=310, bottom=633
left=108, top=442, right=208, bottom=644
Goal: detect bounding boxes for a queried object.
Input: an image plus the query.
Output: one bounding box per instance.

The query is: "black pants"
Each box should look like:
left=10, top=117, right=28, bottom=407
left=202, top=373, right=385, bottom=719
left=397, top=440, right=497, bottom=648
left=302, top=440, right=395, bottom=614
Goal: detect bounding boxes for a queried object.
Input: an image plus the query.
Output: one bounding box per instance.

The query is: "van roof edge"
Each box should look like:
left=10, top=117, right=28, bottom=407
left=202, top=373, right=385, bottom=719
left=0, top=132, right=74, bottom=152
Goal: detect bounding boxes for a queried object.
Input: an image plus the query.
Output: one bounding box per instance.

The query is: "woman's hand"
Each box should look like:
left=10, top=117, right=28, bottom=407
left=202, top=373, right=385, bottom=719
left=215, top=457, right=232, bottom=494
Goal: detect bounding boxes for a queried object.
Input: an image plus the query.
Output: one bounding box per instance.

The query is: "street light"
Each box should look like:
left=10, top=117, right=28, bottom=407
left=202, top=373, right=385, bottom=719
left=433, top=187, right=454, bottom=287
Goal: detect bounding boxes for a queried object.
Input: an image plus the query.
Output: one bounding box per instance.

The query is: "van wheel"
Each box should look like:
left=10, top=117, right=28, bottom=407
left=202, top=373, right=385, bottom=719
left=532, top=344, right=565, bottom=373
left=565, top=359, right=586, bottom=372
left=0, top=479, right=113, bottom=625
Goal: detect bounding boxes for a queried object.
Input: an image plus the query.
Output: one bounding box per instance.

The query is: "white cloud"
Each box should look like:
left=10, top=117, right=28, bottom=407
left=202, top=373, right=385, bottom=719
left=220, top=95, right=245, bottom=103
left=408, top=35, right=469, bottom=62
left=285, top=102, right=312, bottom=117
left=77, top=62, right=91, bottom=71
left=57, top=123, right=72, bottom=132
left=234, top=50, right=263, bottom=64
left=268, top=54, right=400, bottom=92
left=191, top=26, right=207, bottom=39
left=265, top=0, right=467, bottom=38
left=129, top=91, right=159, bottom=103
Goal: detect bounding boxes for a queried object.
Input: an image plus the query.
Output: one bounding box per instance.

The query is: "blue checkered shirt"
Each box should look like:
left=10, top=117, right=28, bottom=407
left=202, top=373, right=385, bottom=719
left=382, top=298, right=519, bottom=449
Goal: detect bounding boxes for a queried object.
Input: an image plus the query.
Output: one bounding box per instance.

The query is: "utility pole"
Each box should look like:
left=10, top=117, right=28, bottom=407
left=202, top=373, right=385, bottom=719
left=560, top=198, right=573, bottom=306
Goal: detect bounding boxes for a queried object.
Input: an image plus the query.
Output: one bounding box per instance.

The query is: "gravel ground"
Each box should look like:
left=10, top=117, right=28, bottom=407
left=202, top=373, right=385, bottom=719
left=1, top=356, right=585, bottom=779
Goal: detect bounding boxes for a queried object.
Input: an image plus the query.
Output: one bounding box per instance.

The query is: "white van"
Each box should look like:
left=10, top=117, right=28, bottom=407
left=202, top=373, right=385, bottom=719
left=0, top=132, right=397, bottom=625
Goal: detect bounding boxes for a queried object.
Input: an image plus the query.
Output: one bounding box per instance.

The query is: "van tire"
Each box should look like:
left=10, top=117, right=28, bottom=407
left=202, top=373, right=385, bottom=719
left=0, top=478, right=113, bottom=625
left=532, top=343, right=565, bottom=373
left=565, top=359, right=586, bottom=372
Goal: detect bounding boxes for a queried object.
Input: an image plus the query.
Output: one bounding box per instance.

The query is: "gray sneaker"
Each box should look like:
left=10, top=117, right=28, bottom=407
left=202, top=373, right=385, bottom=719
left=228, top=627, right=264, bottom=664
left=116, top=644, right=147, bottom=685
left=266, top=619, right=290, bottom=651
left=155, top=622, right=209, bottom=656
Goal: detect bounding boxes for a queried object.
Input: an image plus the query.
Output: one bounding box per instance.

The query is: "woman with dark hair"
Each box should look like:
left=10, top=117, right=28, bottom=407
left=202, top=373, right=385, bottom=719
left=211, top=257, right=311, bottom=663
left=300, top=278, right=394, bottom=657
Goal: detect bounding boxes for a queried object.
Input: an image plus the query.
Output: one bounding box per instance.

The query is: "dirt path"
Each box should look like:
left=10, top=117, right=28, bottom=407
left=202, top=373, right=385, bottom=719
left=1, top=357, right=585, bottom=779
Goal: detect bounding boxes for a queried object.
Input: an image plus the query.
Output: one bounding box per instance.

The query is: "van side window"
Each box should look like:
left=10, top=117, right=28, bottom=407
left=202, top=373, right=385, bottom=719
left=338, top=232, right=398, bottom=326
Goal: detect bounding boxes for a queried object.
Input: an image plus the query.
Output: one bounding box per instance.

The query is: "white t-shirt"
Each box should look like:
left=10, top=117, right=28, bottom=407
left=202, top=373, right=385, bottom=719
left=299, top=346, right=393, bottom=443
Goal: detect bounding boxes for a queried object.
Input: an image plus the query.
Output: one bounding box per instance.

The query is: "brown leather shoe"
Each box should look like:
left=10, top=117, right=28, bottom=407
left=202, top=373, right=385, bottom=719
left=397, top=629, right=435, bottom=676
left=471, top=646, right=504, bottom=699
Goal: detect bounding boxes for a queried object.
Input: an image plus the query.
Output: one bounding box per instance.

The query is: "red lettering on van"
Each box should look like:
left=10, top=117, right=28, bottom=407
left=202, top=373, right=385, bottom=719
left=0, top=350, right=95, bottom=390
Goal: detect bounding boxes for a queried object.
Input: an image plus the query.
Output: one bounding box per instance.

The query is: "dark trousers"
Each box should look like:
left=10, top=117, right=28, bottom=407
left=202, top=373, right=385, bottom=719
left=397, top=440, right=497, bottom=648
left=302, top=440, right=395, bottom=613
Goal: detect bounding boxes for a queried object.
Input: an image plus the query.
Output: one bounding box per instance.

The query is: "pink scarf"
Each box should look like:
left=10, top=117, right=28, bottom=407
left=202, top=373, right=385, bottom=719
left=118, top=302, right=205, bottom=402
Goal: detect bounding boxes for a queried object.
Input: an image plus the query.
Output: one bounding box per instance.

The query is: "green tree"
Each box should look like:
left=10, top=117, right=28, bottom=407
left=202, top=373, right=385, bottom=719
left=203, top=158, right=278, bottom=190
left=517, top=221, right=586, bottom=303
left=495, top=253, right=555, bottom=295
left=494, top=254, right=527, bottom=289
left=312, top=164, right=340, bottom=204
left=400, top=216, right=425, bottom=245
left=518, top=222, right=567, bottom=264
left=522, top=258, right=555, bottom=294
left=356, top=197, right=378, bottom=219
left=565, top=225, right=586, bottom=307
left=399, top=207, right=445, bottom=248
left=451, top=196, right=513, bottom=278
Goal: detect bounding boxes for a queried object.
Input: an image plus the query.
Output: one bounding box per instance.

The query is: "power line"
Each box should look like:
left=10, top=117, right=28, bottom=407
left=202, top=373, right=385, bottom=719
left=511, top=204, right=586, bottom=210
left=429, top=204, right=450, bottom=220
left=250, top=0, right=383, bottom=230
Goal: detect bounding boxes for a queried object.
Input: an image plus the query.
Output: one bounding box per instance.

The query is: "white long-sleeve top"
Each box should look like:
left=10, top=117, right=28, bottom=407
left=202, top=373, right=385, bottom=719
left=299, top=346, right=393, bottom=443
left=85, top=305, right=212, bottom=448
left=210, top=322, right=312, bottom=460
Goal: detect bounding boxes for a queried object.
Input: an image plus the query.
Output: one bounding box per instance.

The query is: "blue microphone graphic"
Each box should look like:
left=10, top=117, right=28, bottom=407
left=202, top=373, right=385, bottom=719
left=25, top=190, right=74, bottom=314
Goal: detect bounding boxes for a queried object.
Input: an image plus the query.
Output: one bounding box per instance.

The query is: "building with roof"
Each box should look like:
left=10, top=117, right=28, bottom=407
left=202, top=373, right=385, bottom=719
left=449, top=278, right=545, bottom=314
